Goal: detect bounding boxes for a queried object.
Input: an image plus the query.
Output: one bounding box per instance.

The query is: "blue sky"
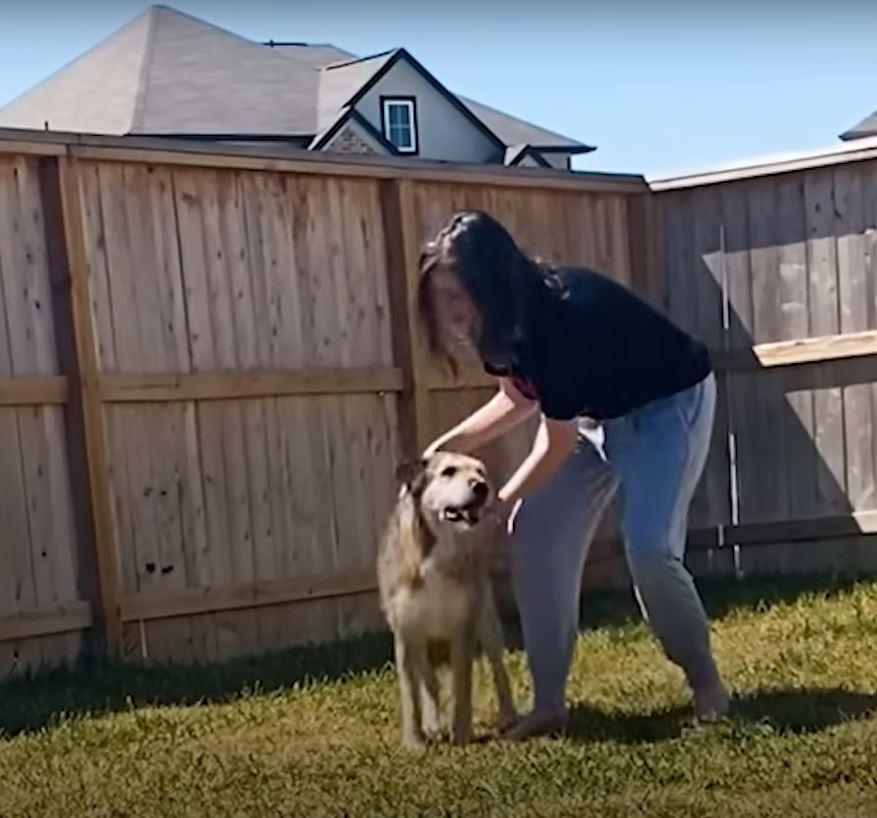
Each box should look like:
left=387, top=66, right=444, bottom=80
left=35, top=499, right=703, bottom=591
left=1, top=0, right=875, bottom=178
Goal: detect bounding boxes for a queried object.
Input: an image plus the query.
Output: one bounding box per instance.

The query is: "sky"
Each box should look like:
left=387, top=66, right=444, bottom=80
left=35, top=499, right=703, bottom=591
left=1, top=0, right=876, bottom=178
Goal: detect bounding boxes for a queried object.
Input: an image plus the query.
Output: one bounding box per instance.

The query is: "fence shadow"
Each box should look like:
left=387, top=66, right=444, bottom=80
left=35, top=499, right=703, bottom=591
left=0, top=630, right=394, bottom=739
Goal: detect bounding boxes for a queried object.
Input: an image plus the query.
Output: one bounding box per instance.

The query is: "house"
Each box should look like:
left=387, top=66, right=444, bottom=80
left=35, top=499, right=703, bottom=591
left=840, top=109, right=877, bottom=141
left=0, top=5, right=593, bottom=170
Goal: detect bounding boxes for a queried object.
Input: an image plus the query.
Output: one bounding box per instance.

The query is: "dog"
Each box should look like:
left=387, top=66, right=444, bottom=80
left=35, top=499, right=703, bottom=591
left=377, top=452, right=517, bottom=750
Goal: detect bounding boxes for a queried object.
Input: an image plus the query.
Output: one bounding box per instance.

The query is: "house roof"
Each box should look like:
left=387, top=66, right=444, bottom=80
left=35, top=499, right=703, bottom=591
left=840, top=110, right=877, bottom=141
left=317, top=51, right=397, bottom=131
left=0, top=5, right=319, bottom=136
left=263, top=42, right=355, bottom=69
left=0, top=4, right=593, bottom=154
left=462, top=97, right=594, bottom=152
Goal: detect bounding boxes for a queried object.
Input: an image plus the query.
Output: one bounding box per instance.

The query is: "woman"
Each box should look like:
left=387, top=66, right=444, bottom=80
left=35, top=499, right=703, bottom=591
left=418, top=211, right=729, bottom=740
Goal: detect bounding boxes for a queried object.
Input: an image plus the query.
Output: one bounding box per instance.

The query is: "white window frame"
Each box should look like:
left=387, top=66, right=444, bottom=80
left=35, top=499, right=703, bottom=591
left=381, top=98, right=417, bottom=154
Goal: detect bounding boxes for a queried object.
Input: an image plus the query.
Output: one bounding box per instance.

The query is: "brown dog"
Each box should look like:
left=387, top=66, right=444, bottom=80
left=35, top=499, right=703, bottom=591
left=377, top=452, right=517, bottom=750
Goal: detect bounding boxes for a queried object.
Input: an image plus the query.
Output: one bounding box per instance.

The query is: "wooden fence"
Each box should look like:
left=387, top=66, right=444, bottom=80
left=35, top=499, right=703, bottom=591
left=3, top=129, right=877, bottom=674
left=651, top=147, right=877, bottom=581
left=0, top=130, right=650, bottom=672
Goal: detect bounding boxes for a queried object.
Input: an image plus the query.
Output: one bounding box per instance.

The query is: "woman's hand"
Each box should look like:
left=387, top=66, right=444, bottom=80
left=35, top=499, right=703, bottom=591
left=486, top=495, right=515, bottom=538
left=422, top=440, right=441, bottom=459
left=421, top=379, right=537, bottom=459
left=497, top=417, right=577, bottom=507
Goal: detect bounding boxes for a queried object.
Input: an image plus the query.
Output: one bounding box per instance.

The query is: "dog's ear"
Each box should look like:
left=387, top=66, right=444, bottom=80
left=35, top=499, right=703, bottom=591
left=395, top=458, right=426, bottom=489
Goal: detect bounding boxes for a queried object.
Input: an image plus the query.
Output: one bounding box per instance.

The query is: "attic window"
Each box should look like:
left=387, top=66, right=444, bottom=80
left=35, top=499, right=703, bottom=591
left=381, top=97, right=417, bottom=153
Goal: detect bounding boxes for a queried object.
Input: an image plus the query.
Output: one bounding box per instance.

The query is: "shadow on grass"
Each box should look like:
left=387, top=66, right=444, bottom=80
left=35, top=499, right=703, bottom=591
left=566, top=688, right=877, bottom=745
left=0, top=573, right=873, bottom=740
left=0, top=630, right=394, bottom=738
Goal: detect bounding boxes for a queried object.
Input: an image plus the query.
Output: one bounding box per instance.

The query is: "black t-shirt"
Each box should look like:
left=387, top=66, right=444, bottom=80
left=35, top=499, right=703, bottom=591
left=491, top=267, right=712, bottom=421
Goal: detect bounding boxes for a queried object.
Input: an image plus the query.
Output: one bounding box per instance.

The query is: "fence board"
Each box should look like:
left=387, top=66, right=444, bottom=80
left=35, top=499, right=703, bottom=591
left=863, top=163, right=877, bottom=533
left=834, top=166, right=877, bottom=514
left=805, top=170, right=849, bottom=517
left=689, top=186, right=730, bottom=530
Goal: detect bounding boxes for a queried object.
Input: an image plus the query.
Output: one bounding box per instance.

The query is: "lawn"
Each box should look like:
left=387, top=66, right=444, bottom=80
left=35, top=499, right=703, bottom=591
left=1, top=576, right=876, bottom=818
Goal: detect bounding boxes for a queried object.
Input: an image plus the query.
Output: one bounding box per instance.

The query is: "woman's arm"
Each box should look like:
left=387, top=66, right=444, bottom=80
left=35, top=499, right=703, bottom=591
left=423, top=378, right=538, bottom=457
left=497, top=416, right=577, bottom=507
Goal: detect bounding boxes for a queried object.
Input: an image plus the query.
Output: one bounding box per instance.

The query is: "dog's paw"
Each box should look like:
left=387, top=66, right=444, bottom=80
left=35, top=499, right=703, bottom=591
left=450, top=725, right=473, bottom=746
left=402, top=733, right=428, bottom=752
left=422, top=723, right=448, bottom=741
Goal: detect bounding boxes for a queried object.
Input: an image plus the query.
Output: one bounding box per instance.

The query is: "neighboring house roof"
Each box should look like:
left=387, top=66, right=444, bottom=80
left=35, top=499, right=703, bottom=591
left=0, top=7, right=153, bottom=135
left=463, top=97, right=594, bottom=153
left=840, top=110, right=877, bottom=141
left=316, top=51, right=397, bottom=131
left=264, top=42, right=355, bottom=69
left=0, top=4, right=594, bottom=159
left=0, top=5, right=319, bottom=136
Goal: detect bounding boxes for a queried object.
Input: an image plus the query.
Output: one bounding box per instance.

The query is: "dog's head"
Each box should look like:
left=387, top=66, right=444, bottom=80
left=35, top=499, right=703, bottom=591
left=396, top=452, right=493, bottom=532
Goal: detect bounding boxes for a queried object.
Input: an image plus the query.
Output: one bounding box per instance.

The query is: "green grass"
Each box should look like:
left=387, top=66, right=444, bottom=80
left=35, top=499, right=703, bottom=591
left=1, top=575, right=877, bottom=817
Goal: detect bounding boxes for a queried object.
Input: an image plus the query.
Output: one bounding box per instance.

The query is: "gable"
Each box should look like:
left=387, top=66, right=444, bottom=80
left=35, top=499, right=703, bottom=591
left=354, top=58, right=500, bottom=163
left=320, top=117, right=391, bottom=156
left=516, top=154, right=544, bottom=168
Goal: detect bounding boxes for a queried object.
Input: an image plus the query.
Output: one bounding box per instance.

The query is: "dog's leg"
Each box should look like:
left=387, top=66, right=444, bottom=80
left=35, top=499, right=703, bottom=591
left=478, top=582, right=518, bottom=731
left=420, top=661, right=444, bottom=740
left=394, top=635, right=426, bottom=751
left=450, top=626, right=475, bottom=746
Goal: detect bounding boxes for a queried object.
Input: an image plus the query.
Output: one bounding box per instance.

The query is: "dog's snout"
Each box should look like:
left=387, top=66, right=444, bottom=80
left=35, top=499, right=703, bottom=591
left=471, top=479, right=488, bottom=500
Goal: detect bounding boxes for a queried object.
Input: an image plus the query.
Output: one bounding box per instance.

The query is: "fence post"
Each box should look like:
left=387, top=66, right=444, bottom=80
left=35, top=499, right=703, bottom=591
left=381, top=178, right=432, bottom=459
left=50, top=154, right=122, bottom=654
left=36, top=155, right=104, bottom=659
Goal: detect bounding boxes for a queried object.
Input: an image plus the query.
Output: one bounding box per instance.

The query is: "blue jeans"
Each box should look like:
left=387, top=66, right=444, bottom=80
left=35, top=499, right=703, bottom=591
left=509, top=373, right=719, bottom=714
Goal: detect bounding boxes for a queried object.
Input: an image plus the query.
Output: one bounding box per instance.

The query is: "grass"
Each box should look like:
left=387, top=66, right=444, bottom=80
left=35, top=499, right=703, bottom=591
left=1, top=575, right=876, bottom=817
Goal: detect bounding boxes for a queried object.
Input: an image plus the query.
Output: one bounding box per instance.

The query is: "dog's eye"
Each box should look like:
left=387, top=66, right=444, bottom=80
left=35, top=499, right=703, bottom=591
left=441, top=466, right=457, bottom=478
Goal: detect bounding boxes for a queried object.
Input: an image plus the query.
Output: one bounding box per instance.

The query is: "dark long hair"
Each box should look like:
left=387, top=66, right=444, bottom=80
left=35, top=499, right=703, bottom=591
left=417, top=211, right=552, bottom=374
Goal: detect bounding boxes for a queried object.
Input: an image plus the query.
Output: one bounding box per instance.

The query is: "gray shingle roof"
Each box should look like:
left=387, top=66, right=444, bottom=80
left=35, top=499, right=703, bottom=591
left=0, top=4, right=593, bottom=153
left=264, top=43, right=355, bottom=69
left=840, top=111, right=877, bottom=141
left=135, top=7, right=318, bottom=135
left=0, top=8, right=153, bottom=134
left=0, top=5, right=319, bottom=136
left=317, top=51, right=396, bottom=131
left=461, top=96, right=592, bottom=151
